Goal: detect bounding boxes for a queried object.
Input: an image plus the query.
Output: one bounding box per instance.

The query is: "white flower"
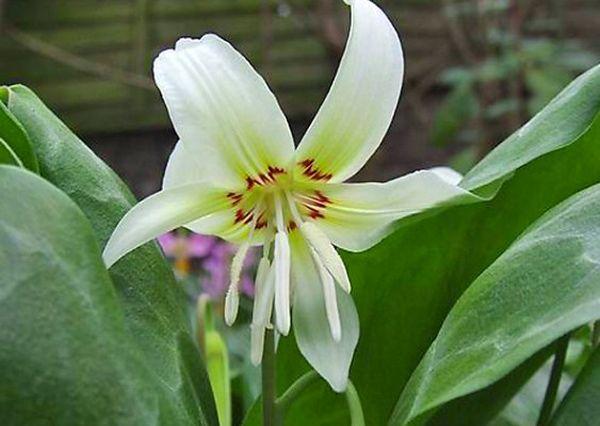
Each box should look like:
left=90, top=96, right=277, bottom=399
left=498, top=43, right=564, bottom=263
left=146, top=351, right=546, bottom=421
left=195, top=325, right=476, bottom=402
left=103, top=0, right=470, bottom=392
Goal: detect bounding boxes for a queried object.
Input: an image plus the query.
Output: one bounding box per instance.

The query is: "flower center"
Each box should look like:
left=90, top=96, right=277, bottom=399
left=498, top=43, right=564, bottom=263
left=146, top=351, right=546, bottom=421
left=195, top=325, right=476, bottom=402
left=226, top=168, right=332, bottom=235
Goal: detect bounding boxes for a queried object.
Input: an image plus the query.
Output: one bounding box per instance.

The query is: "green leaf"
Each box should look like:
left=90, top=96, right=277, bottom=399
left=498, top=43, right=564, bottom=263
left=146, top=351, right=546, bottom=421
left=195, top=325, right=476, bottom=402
left=4, top=85, right=218, bottom=424
left=274, top=65, right=600, bottom=425
left=392, top=182, right=600, bottom=424
left=0, top=166, right=172, bottom=424
left=429, top=348, right=552, bottom=426
left=0, top=98, right=39, bottom=173
left=0, top=137, right=24, bottom=167
left=489, top=354, right=574, bottom=426
left=550, top=346, right=600, bottom=426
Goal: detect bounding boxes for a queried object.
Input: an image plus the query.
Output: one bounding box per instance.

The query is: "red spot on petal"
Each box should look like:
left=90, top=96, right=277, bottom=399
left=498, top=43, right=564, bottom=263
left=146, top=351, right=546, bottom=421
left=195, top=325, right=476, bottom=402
left=298, top=159, right=332, bottom=182
left=245, top=166, right=286, bottom=189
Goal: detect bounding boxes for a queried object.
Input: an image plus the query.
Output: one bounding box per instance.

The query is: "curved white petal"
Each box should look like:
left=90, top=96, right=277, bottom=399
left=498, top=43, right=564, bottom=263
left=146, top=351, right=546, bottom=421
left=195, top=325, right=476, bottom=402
left=163, top=140, right=208, bottom=188
left=313, top=170, right=476, bottom=252
left=154, top=34, right=295, bottom=189
left=103, top=184, right=229, bottom=267
left=291, top=234, right=359, bottom=392
left=294, top=0, right=404, bottom=183
left=429, top=166, right=463, bottom=185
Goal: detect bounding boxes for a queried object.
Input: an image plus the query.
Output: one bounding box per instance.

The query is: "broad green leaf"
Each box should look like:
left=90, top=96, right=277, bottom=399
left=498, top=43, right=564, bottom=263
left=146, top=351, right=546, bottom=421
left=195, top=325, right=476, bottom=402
left=454, top=329, right=589, bottom=426
left=0, top=96, right=39, bottom=172
left=4, top=85, right=217, bottom=424
left=550, top=346, right=600, bottom=426
left=0, top=137, right=23, bottom=167
left=1, top=166, right=170, bottom=424
left=392, top=182, right=600, bottom=424
left=489, top=355, right=574, bottom=426
left=274, top=65, right=600, bottom=425
left=429, top=348, right=552, bottom=426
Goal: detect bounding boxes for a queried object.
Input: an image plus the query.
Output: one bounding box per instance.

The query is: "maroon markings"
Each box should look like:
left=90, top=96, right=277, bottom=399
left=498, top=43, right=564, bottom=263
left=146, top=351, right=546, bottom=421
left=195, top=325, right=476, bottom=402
left=246, top=166, right=286, bottom=190
left=299, top=159, right=333, bottom=182
left=255, top=211, right=268, bottom=230
left=302, top=190, right=332, bottom=220
left=234, top=209, right=253, bottom=225
left=287, top=220, right=297, bottom=232
left=227, top=192, right=243, bottom=206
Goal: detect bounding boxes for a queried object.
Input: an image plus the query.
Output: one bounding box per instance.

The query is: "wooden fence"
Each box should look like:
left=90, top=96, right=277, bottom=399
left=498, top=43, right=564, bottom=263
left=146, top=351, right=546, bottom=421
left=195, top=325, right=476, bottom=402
left=1, top=0, right=598, bottom=134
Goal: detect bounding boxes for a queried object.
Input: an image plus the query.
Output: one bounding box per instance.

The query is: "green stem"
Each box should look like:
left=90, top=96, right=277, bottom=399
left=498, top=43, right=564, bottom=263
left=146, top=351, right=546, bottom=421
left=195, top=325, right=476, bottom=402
left=274, top=371, right=365, bottom=426
left=345, top=381, right=366, bottom=426
left=276, top=371, right=320, bottom=415
left=536, top=333, right=570, bottom=426
left=262, top=329, right=277, bottom=426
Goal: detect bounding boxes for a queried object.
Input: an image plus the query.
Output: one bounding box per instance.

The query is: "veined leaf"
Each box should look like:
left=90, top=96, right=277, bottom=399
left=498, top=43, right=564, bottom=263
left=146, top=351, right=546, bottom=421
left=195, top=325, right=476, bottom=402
left=392, top=182, right=600, bottom=424
left=3, top=86, right=218, bottom=425
left=0, top=166, right=162, bottom=424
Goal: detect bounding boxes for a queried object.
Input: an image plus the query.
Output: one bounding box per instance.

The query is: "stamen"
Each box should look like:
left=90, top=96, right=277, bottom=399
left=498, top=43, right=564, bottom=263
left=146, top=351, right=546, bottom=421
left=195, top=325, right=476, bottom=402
left=224, top=242, right=249, bottom=325
left=299, top=222, right=351, bottom=293
left=253, top=259, right=275, bottom=327
left=273, top=193, right=286, bottom=233
left=250, top=256, right=272, bottom=365
left=250, top=323, right=266, bottom=366
left=224, top=201, right=262, bottom=326
left=274, top=232, right=291, bottom=335
left=285, top=191, right=304, bottom=225
left=310, top=247, right=342, bottom=342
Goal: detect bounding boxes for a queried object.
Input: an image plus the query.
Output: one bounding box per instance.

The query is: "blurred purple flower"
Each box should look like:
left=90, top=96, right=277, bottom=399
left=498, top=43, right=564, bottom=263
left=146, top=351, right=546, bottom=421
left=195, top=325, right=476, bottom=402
left=158, top=231, right=256, bottom=299
left=201, top=241, right=256, bottom=299
left=158, top=232, right=214, bottom=258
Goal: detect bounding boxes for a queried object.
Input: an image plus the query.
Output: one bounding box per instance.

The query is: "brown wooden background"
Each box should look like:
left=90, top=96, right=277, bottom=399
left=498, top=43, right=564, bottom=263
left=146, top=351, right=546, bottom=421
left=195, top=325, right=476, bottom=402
left=1, top=0, right=598, bottom=194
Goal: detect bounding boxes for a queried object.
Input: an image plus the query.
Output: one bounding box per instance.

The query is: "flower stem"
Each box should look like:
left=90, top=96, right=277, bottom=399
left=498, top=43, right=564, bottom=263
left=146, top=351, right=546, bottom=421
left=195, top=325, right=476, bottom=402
left=275, top=370, right=365, bottom=425
left=262, top=328, right=277, bottom=426
left=536, top=333, right=570, bottom=426
left=276, top=370, right=320, bottom=414
left=345, top=381, right=365, bottom=426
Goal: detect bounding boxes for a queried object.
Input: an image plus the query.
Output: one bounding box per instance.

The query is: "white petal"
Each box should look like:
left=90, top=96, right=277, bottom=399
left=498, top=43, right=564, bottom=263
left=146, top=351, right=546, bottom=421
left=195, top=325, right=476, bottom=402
left=299, top=222, right=351, bottom=293
left=154, top=34, right=295, bottom=189
left=294, top=0, right=404, bottom=183
left=291, top=234, right=359, bottom=392
left=274, top=232, right=291, bottom=335
left=103, top=184, right=228, bottom=267
left=314, top=170, right=477, bottom=252
left=162, top=140, right=207, bottom=188
left=429, top=166, right=463, bottom=185
left=310, top=248, right=342, bottom=342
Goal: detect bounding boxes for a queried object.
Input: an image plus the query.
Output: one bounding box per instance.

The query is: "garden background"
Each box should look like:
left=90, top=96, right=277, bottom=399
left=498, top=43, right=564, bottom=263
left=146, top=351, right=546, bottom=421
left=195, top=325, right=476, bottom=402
left=2, top=0, right=598, bottom=196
